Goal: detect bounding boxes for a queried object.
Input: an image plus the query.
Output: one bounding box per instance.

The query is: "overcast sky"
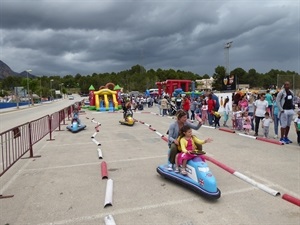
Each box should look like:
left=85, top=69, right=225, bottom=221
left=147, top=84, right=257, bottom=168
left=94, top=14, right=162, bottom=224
left=1, top=0, right=299, bottom=76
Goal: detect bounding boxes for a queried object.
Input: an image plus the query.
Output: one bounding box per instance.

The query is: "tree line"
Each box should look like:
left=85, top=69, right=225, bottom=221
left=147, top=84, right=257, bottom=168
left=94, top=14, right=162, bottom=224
left=0, top=64, right=299, bottom=98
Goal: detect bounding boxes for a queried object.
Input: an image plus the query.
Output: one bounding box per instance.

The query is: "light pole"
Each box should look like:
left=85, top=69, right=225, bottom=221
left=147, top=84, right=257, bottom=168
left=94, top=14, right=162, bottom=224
left=40, top=78, right=42, bottom=104
left=224, top=41, right=235, bottom=89
left=224, top=41, right=233, bottom=75
left=59, top=83, right=64, bottom=98
left=26, top=69, right=32, bottom=107
left=50, top=79, right=54, bottom=101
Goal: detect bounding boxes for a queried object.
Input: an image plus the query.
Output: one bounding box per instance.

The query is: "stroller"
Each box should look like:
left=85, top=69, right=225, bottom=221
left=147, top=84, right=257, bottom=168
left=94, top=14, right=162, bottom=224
left=168, top=101, right=177, bottom=116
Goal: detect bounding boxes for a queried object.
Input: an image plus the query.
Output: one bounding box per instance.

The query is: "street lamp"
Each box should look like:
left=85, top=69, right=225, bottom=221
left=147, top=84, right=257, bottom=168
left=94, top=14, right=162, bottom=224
left=26, top=69, right=32, bottom=107
left=224, top=41, right=233, bottom=75
left=50, top=79, right=54, bottom=101
left=59, top=83, right=64, bottom=98
left=224, top=41, right=236, bottom=89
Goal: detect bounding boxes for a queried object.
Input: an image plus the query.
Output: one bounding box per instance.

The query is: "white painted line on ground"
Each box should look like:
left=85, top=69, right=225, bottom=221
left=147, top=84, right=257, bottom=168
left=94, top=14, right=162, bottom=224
left=38, top=186, right=257, bottom=225
left=233, top=171, right=280, bottom=196
left=21, top=155, right=167, bottom=172
left=47, top=142, right=92, bottom=147
left=0, top=141, right=49, bottom=194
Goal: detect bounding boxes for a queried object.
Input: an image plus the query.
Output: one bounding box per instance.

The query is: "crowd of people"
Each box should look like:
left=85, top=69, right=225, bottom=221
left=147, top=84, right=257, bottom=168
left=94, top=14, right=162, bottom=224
left=124, top=82, right=299, bottom=146
left=162, top=82, right=299, bottom=145
left=165, top=81, right=299, bottom=175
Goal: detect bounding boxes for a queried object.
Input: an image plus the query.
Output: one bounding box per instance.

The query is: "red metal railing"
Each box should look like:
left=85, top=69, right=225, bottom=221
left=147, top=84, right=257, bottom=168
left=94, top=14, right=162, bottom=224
left=30, top=115, right=50, bottom=145
left=0, top=123, right=31, bottom=176
left=0, top=102, right=81, bottom=178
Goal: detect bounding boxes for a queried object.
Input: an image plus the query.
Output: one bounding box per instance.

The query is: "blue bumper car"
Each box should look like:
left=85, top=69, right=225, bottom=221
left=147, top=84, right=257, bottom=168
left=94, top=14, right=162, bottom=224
left=67, top=119, right=86, bottom=133
left=157, top=156, right=221, bottom=199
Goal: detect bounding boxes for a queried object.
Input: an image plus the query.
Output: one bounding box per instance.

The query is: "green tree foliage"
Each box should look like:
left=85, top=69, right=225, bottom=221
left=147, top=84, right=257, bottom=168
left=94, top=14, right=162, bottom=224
left=212, top=66, right=226, bottom=91
left=0, top=65, right=299, bottom=94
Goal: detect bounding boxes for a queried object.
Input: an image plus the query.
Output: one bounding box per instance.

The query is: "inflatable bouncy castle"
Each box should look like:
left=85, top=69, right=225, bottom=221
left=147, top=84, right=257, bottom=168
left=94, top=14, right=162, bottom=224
left=88, top=83, right=122, bottom=111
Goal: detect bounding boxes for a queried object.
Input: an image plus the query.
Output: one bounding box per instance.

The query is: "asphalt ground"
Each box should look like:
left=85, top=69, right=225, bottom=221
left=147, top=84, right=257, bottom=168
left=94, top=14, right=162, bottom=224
left=0, top=106, right=299, bottom=225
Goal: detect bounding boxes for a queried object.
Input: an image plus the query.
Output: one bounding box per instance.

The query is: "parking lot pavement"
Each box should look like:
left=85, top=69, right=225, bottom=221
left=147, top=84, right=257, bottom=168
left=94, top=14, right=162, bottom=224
left=0, top=108, right=299, bottom=225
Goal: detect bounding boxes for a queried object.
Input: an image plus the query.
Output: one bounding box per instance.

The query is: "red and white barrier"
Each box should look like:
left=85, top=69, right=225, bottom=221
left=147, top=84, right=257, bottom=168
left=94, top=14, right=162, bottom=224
left=234, top=172, right=280, bottom=196
left=256, top=137, right=284, bottom=145
left=204, top=155, right=235, bottom=174
left=104, top=179, right=113, bottom=208
left=92, top=139, right=101, bottom=146
left=144, top=123, right=151, bottom=127
left=91, top=132, right=98, bottom=138
left=155, top=131, right=163, bottom=137
left=101, top=161, right=108, bottom=179
left=149, top=127, right=156, bottom=131
left=204, top=155, right=280, bottom=196
left=97, top=148, right=103, bottom=159
left=219, top=128, right=235, bottom=133
left=238, top=133, right=257, bottom=139
left=161, top=136, right=168, bottom=142
left=282, top=194, right=300, bottom=207
left=202, top=125, right=216, bottom=129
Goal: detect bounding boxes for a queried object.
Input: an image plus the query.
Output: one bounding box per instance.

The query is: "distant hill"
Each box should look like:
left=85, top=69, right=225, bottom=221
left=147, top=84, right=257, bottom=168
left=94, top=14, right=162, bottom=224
left=0, top=60, right=36, bottom=79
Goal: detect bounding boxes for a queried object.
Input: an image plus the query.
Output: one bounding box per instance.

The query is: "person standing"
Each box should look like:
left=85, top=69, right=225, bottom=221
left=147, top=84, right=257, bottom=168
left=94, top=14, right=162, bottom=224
left=276, top=81, right=295, bottom=144
left=272, top=93, right=280, bottom=139
left=190, top=98, right=198, bottom=120
left=210, top=91, right=220, bottom=112
left=175, top=95, right=182, bottom=110
left=254, top=94, right=268, bottom=136
left=265, top=90, right=273, bottom=115
left=294, top=110, right=300, bottom=146
left=262, top=112, right=272, bottom=138
left=157, top=97, right=162, bottom=115
left=247, top=95, right=255, bottom=131
left=238, top=95, right=249, bottom=112
left=160, top=96, right=169, bottom=116
left=207, top=93, right=216, bottom=126
left=182, top=96, right=191, bottom=119
left=223, top=98, right=230, bottom=127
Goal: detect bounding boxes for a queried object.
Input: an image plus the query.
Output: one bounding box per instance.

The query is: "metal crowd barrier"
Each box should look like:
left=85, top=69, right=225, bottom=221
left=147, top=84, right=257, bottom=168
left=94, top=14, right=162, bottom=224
left=0, top=102, right=81, bottom=198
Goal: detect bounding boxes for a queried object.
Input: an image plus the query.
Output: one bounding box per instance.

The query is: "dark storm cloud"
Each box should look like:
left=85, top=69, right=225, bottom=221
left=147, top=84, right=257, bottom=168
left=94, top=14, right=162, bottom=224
left=1, top=0, right=299, bottom=76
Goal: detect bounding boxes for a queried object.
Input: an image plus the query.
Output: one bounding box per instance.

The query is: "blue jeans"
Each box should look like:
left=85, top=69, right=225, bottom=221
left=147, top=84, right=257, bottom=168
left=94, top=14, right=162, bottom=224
left=248, top=112, right=254, bottom=130
left=162, top=109, right=167, bottom=116
left=273, top=113, right=279, bottom=135
left=158, top=105, right=162, bottom=115
left=208, top=113, right=214, bottom=126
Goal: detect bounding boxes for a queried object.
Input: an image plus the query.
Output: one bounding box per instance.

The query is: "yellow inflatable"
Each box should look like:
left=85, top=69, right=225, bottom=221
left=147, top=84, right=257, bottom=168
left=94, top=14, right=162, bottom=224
left=94, top=88, right=118, bottom=110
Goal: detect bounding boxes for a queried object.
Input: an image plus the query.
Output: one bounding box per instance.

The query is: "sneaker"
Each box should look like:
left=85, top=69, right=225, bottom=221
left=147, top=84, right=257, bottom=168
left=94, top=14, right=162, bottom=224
left=254, top=133, right=258, bottom=136
left=280, top=138, right=288, bottom=144
left=174, top=167, right=179, bottom=173
left=181, top=169, right=187, bottom=175
left=167, top=164, right=173, bottom=171
left=273, top=135, right=278, bottom=139
left=285, top=138, right=293, bottom=144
